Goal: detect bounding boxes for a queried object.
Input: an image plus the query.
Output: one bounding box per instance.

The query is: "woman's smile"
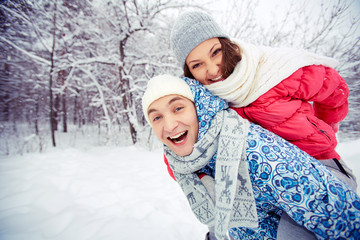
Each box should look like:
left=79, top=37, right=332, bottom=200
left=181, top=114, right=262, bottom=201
left=210, top=74, right=225, bottom=83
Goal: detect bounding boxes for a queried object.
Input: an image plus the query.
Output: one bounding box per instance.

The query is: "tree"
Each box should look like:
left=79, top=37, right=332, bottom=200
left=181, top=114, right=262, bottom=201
left=67, top=0, right=188, bottom=144
left=0, top=0, right=189, bottom=151
left=49, top=1, right=58, bottom=146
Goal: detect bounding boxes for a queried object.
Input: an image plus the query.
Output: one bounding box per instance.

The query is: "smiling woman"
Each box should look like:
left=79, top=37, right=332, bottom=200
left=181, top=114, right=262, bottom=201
left=185, top=38, right=241, bottom=85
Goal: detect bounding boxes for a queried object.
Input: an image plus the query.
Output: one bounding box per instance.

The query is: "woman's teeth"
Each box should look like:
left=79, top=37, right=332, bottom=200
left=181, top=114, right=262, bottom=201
left=211, top=75, right=223, bottom=81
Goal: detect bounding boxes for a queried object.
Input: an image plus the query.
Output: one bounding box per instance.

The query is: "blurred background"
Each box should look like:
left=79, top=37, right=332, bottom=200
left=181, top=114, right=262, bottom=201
left=1, top=0, right=359, bottom=155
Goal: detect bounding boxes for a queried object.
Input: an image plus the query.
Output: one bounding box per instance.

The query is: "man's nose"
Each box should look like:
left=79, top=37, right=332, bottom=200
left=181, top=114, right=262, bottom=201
left=164, top=115, right=178, bottom=132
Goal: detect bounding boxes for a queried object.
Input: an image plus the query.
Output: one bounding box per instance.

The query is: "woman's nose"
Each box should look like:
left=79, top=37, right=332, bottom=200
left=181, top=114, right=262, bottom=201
left=207, top=61, right=220, bottom=78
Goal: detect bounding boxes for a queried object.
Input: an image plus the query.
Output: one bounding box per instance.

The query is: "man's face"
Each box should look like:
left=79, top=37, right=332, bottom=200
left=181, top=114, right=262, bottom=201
left=147, top=95, right=198, bottom=156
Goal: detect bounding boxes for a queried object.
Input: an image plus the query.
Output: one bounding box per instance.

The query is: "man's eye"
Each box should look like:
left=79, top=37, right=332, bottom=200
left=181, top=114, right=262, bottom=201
left=175, top=107, right=183, bottom=112
left=153, top=116, right=161, bottom=122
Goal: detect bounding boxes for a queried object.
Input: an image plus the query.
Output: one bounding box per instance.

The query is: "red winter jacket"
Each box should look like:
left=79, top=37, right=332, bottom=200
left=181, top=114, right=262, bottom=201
left=232, top=65, right=348, bottom=160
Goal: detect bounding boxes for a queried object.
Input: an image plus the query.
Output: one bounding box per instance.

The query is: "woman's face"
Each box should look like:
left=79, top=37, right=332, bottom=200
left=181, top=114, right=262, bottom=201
left=185, top=38, right=225, bottom=85
left=147, top=95, right=199, bottom=156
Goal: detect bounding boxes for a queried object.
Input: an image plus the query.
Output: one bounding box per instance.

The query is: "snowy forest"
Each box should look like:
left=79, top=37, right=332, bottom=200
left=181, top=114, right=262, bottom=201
left=0, top=0, right=359, bottom=155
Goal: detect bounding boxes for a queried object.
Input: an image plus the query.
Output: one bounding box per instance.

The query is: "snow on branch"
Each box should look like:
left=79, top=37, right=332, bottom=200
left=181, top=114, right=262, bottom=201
left=0, top=36, right=50, bottom=66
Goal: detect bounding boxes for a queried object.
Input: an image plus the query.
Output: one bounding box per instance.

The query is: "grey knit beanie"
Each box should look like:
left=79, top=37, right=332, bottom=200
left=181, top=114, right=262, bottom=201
left=170, top=10, right=229, bottom=68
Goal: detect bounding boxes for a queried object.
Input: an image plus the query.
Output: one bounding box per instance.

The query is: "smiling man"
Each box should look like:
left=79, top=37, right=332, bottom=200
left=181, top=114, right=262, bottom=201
left=147, top=94, right=198, bottom=156
left=142, top=75, right=198, bottom=157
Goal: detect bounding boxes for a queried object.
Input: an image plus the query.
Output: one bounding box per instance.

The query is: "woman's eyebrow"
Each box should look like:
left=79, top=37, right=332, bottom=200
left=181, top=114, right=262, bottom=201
left=188, top=58, right=200, bottom=65
left=187, top=42, right=221, bottom=65
left=209, top=42, right=220, bottom=54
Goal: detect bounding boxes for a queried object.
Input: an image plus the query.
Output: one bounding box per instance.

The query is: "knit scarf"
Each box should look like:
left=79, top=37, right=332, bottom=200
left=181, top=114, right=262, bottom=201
left=206, top=39, right=339, bottom=107
left=165, top=78, right=258, bottom=240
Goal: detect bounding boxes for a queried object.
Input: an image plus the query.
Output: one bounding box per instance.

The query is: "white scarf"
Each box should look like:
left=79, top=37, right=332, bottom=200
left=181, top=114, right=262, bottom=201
left=206, top=39, right=339, bottom=107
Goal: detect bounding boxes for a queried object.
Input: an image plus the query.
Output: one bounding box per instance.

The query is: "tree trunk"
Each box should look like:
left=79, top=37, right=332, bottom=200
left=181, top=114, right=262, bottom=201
left=57, top=52, right=68, bottom=133
left=54, top=95, right=60, bottom=131
left=119, top=39, right=137, bottom=144
left=73, top=94, right=78, bottom=126
left=62, top=90, right=67, bottom=133
left=2, top=63, right=10, bottom=122
left=49, top=1, right=57, bottom=147
left=60, top=69, right=67, bottom=133
left=35, top=98, right=39, bottom=135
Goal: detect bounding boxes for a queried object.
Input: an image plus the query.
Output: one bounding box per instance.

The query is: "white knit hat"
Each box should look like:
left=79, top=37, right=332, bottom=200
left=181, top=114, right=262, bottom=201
left=142, top=74, right=194, bottom=124
left=170, top=10, right=229, bottom=68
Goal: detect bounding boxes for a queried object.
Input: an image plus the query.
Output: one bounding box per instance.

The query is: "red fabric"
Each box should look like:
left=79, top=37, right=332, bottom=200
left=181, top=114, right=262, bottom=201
left=233, top=65, right=348, bottom=160
left=164, top=155, right=206, bottom=181
left=164, top=155, right=176, bottom=181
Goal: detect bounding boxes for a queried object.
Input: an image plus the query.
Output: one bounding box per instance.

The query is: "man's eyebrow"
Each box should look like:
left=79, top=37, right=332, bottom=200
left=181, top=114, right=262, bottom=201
left=147, top=108, right=157, bottom=116
left=168, top=96, right=184, bottom=105
left=147, top=96, right=185, bottom=116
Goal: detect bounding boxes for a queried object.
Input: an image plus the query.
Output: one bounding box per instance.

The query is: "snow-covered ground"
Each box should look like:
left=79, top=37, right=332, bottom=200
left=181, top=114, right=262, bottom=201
left=0, top=139, right=359, bottom=240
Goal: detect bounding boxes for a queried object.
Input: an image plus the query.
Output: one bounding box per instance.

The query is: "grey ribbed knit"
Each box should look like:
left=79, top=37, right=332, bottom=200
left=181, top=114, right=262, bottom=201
left=170, top=10, right=229, bottom=68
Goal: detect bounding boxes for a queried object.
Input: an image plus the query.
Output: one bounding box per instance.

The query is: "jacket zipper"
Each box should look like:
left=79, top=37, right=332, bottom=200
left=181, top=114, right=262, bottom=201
left=306, top=117, right=331, bottom=141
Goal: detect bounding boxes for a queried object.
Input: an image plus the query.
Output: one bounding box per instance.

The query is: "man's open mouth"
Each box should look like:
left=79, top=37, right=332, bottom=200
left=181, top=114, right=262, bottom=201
left=168, top=131, right=188, bottom=144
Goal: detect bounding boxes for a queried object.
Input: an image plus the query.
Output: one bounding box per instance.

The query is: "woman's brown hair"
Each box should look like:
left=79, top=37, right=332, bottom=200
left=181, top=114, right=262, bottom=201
left=184, top=38, right=242, bottom=79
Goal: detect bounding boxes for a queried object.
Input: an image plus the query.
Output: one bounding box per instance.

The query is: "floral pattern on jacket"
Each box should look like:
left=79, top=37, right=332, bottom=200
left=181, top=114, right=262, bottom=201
left=199, top=123, right=360, bottom=240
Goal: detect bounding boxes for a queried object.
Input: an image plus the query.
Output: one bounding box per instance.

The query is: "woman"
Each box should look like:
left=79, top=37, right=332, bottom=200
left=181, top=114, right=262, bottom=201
left=142, top=74, right=360, bottom=240
left=170, top=10, right=357, bottom=191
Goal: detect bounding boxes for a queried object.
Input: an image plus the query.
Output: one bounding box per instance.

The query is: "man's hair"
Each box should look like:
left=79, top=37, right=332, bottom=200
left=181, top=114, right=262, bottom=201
left=184, top=38, right=242, bottom=79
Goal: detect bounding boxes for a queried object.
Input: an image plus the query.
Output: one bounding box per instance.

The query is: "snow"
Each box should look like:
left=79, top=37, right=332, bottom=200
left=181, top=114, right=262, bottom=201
left=0, top=140, right=359, bottom=240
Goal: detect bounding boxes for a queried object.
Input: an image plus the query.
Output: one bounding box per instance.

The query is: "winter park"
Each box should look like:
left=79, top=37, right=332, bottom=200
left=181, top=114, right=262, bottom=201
left=1, top=0, right=360, bottom=240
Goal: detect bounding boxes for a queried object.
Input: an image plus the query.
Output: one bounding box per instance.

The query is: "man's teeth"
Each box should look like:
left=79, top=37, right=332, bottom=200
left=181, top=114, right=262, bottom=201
left=170, top=131, right=186, bottom=140
left=174, top=139, right=184, bottom=144
left=211, top=75, right=223, bottom=81
left=169, top=131, right=187, bottom=143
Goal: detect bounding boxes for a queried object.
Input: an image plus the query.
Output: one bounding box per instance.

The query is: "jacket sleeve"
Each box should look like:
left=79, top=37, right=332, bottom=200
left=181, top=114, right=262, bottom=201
left=164, top=154, right=206, bottom=181
left=289, top=65, right=349, bottom=124
left=232, top=65, right=345, bottom=159
left=164, top=155, right=176, bottom=181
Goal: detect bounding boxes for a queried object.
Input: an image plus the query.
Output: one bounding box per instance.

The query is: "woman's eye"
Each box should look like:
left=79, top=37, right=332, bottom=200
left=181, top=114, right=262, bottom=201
left=192, top=63, right=200, bottom=69
left=212, top=48, right=221, bottom=56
